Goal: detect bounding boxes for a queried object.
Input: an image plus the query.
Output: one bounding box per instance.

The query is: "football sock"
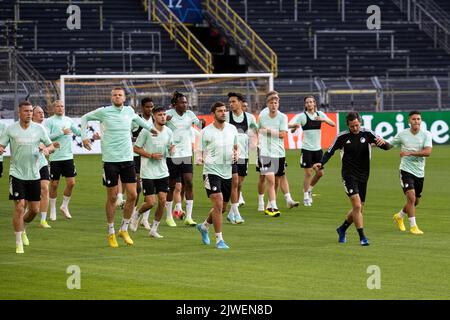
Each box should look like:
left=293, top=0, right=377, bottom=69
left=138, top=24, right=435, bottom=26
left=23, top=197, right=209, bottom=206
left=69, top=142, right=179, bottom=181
left=357, top=228, right=366, bottom=240
left=165, top=201, right=173, bottom=218
left=62, top=195, right=71, bottom=208
left=215, top=232, right=223, bottom=244
left=186, top=200, right=193, bottom=220
left=409, top=217, right=417, bottom=227
left=340, top=219, right=352, bottom=231
left=108, top=223, right=115, bottom=235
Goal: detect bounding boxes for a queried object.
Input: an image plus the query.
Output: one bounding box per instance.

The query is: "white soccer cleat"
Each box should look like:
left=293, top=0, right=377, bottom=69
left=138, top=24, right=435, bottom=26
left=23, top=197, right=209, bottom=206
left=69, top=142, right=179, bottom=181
left=60, top=206, right=72, bottom=219
left=303, top=199, right=312, bottom=207
left=149, top=230, right=163, bottom=238
left=129, top=214, right=140, bottom=232
left=49, top=211, right=57, bottom=221
left=287, top=201, right=300, bottom=209
left=140, top=219, right=152, bottom=230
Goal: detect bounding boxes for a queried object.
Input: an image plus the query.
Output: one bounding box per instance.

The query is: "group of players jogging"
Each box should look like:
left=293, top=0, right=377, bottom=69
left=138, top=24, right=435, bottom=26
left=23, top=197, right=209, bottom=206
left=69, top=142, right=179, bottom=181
left=0, top=87, right=432, bottom=253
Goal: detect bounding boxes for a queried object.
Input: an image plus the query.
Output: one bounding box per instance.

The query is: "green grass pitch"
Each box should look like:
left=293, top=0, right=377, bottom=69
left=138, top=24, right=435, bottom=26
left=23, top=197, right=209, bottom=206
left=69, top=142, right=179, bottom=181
left=0, top=147, right=449, bottom=299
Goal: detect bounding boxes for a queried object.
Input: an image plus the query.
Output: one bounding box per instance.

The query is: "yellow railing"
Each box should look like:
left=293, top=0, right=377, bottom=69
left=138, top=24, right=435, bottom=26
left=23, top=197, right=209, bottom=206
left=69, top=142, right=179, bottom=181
left=204, top=0, right=277, bottom=77
left=143, top=0, right=213, bottom=74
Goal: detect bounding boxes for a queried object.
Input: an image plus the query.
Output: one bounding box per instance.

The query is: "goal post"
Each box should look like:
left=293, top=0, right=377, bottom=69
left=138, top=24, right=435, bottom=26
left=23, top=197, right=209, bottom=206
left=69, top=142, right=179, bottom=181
left=59, top=73, right=274, bottom=117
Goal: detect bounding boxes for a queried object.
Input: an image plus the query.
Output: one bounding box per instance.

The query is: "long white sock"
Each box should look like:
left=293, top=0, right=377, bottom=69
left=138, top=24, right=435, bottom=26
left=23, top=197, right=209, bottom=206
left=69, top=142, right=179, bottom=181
left=398, top=210, right=406, bottom=218
left=201, top=220, right=210, bottom=231
left=151, top=220, right=160, bottom=233
left=142, top=209, right=150, bottom=221
left=239, top=192, right=245, bottom=203
left=304, top=192, right=309, bottom=200
left=108, top=223, right=115, bottom=235
left=165, top=201, right=173, bottom=218
left=117, top=193, right=124, bottom=203
left=120, top=218, right=130, bottom=232
left=308, top=186, right=313, bottom=192
left=258, top=194, right=264, bottom=204
left=231, top=203, right=239, bottom=215
left=284, top=192, right=293, bottom=203
left=15, top=231, right=22, bottom=245
left=175, top=202, right=182, bottom=212
left=186, top=200, right=193, bottom=220
left=215, top=232, right=223, bottom=244
left=270, top=200, right=278, bottom=210
left=40, top=212, right=47, bottom=222
left=409, top=217, right=417, bottom=227
left=49, top=198, right=57, bottom=215
left=266, top=199, right=272, bottom=209
left=62, top=195, right=71, bottom=208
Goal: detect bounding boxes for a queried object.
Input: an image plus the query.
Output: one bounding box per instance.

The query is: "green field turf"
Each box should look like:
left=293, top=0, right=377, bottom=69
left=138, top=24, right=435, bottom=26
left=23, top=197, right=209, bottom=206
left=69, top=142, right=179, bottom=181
left=0, top=147, right=449, bottom=300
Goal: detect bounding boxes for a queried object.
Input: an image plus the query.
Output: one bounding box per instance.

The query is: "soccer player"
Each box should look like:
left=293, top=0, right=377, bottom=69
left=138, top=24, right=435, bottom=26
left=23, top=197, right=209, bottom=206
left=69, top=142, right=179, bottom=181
left=0, top=101, right=56, bottom=253
left=314, top=112, right=391, bottom=246
left=288, top=95, right=335, bottom=206
left=196, top=102, right=238, bottom=249
left=81, top=87, right=155, bottom=248
left=257, top=91, right=293, bottom=217
left=131, top=97, right=154, bottom=230
left=225, top=92, right=258, bottom=224
left=257, top=92, right=299, bottom=212
left=45, top=100, right=81, bottom=220
left=165, top=91, right=205, bottom=227
left=132, top=106, right=174, bottom=238
left=32, top=106, right=52, bottom=228
left=391, top=111, right=432, bottom=235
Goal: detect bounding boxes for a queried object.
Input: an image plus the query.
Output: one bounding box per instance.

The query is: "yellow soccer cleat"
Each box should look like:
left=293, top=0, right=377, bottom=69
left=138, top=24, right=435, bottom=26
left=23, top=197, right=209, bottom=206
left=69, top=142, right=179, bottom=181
left=118, top=230, right=134, bottom=245
left=16, top=243, right=24, bottom=254
left=410, top=225, right=424, bottom=235
left=165, top=216, right=177, bottom=227
left=393, top=213, right=406, bottom=232
left=39, top=221, right=52, bottom=229
left=21, top=231, right=30, bottom=246
left=107, top=233, right=119, bottom=248
left=184, top=218, right=197, bottom=226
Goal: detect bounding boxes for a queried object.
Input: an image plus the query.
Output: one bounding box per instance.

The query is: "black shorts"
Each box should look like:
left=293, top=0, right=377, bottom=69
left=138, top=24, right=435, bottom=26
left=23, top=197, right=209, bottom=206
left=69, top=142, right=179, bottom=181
left=400, top=170, right=424, bottom=198
left=50, top=159, right=77, bottom=180
left=259, top=156, right=286, bottom=176
left=342, top=175, right=368, bottom=202
left=9, top=176, right=41, bottom=201
left=0, top=161, right=3, bottom=178
left=203, top=174, right=232, bottom=203
left=167, top=157, right=193, bottom=181
left=40, top=165, right=50, bottom=181
left=142, top=177, right=170, bottom=195
left=103, top=161, right=136, bottom=187
left=300, top=149, right=323, bottom=168
left=232, top=158, right=249, bottom=177
left=133, top=156, right=141, bottom=174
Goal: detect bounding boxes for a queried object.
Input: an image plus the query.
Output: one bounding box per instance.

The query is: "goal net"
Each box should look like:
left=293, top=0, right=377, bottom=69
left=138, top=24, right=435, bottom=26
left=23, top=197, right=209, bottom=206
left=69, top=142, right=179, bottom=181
left=59, top=73, right=274, bottom=117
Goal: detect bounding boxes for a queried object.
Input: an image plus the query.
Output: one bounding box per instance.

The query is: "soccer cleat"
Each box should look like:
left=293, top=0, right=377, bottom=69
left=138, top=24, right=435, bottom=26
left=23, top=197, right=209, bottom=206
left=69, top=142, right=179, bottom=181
left=49, top=211, right=56, bottom=221
left=238, top=201, right=245, bottom=207
left=118, top=230, right=134, bottom=245
left=258, top=203, right=265, bottom=212
left=226, top=212, right=236, bottom=224
left=265, top=208, right=280, bottom=217
left=21, top=231, right=30, bottom=246
left=39, top=220, right=52, bottom=229
left=149, top=230, right=164, bottom=238
left=393, top=213, right=406, bottom=232
left=165, top=216, right=177, bottom=227
left=172, top=210, right=185, bottom=220
left=184, top=217, right=197, bottom=226
left=287, top=201, right=300, bottom=209
left=16, top=243, right=24, bottom=254
left=107, top=233, right=119, bottom=248
left=336, top=227, right=347, bottom=243
left=60, top=206, right=72, bottom=219
left=303, top=199, right=312, bottom=207
left=410, top=225, right=424, bottom=235
left=360, top=238, right=370, bottom=246
left=197, top=224, right=210, bottom=245
left=129, top=214, right=140, bottom=232
left=140, top=219, right=152, bottom=230
left=234, top=213, right=245, bottom=224
left=216, top=240, right=230, bottom=249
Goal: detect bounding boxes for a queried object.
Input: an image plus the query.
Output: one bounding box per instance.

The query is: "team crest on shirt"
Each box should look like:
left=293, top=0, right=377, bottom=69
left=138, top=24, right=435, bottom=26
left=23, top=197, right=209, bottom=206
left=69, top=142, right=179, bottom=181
left=360, top=137, right=366, bottom=143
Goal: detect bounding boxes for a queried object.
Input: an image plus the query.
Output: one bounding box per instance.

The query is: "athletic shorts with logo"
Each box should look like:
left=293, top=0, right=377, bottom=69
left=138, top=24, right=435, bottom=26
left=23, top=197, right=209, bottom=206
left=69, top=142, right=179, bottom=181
left=203, top=174, right=232, bottom=203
